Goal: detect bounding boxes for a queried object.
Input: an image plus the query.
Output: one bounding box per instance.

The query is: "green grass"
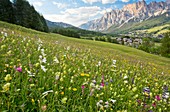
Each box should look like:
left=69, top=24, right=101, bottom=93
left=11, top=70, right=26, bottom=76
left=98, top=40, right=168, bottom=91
left=0, top=21, right=170, bottom=111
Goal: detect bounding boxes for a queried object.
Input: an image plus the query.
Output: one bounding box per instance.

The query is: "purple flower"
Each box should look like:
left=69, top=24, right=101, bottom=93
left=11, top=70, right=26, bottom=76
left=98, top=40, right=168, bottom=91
left=16, top=67, right=22, bottom=72
left=155, top=95, right=161, bottom=101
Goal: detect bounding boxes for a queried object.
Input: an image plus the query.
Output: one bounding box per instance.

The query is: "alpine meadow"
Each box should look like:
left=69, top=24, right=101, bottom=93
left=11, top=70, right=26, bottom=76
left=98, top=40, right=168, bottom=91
left=0, top=0, right=170, bottom=112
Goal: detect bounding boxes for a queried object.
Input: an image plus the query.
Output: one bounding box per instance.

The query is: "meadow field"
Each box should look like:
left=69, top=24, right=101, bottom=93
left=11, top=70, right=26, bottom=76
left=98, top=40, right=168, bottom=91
left=0, top=21, right=170, bottom=111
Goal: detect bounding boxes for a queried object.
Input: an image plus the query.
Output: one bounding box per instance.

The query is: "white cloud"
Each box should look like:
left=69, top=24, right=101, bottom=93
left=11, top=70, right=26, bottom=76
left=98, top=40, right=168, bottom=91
left=102, top=0, right=117, bottom=4
left=44, top=6, right=102, bottom=26
left=33, top=2, right=43, bottom=7
left=52, top=1, right=69, bottom=9
left=82, top=0, right=100, bottom=4
left=121, top=0, right=130, bottom=2
left=82, top=0, right=117, bottom=4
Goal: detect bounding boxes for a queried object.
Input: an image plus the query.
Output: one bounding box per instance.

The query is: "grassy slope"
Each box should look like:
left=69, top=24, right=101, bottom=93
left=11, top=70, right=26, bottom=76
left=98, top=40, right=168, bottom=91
left=106, top=13, right=170, bottom=34
left=0, top=21, right=170, bottom=71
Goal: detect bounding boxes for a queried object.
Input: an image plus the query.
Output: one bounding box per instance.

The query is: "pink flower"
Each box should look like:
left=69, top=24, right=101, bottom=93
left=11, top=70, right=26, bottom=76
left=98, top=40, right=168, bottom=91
left=16, top=67, right=22, bottom=72
left=155, top=95, right=161, bottom=101
left=152, top=102, right=156, bottom=107
left=101, top=82, right=104, bottom=87
left=81, top=85, right=85, bottom=89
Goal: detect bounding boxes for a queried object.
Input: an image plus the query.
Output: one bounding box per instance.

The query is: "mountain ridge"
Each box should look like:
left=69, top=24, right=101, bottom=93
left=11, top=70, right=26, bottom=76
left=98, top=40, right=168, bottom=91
left=80, top=0, right=170, bottom=32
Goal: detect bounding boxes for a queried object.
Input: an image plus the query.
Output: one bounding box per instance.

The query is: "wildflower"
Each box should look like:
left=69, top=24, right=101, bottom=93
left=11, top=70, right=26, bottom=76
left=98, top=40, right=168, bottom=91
left=55, top=91, right=58, bottom=95
left=104, top=104, right=109, bottom=108
left=31, top=99, right=35, bottom=104
left=85, top=74, right=90, bottom=77
left=41, top=105, right=47, bottom=111
left=110, top=99, right=116, bottom=104
left=61, top=92, right=64, bottom=95
left=41, top=58, right=47, bottom=63
left=162, top=92, right=169, bottom=99
left=81, top=85, right=85, bottom=94
left=4, top=74, right=12, bottom=82
left=97, top=100, right=103, bottom=107
left=55, top=75, right=60, bottom=80
left=41, top=65, right=47, bottom=72
left=80, top=73, right=85, bottom=76
left=112, top=60, right=116, bottom=65
left=61, top=97, right=67, bottom=103
left=90, top=83, right=95, bottom=88
left=16, top=67, right=22, bottom=72
left=73, top=88, right=77, bottom=91
left=155, top=95, right=161, bottom=101
left=105, top=101, right=109, bottom=105
left=101, top=82, right=104, bottom=87
left=81, top=85, right=85, bottom=89
left=152, top=102, right=156, bottom=107
left=123, top=75, right=128, bottom=79
left=2, top=83, right=10, bottom=92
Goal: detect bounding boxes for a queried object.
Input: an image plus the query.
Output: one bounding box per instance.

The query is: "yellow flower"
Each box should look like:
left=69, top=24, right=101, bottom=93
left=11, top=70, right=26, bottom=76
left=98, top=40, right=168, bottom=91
left=80, top=73, right=85, bottom=76
left=32, top=99, right=34, bottom=103
left=72, top=88, right=77, bottom=91
left=55, top=91, right=58, bottom=95
left=61, top=92, right=64, bottom=95
left=2, top=83, right=10, bottom=92
left=61, top=97, right=67, bottom=103
left=85, top=74, right=90, bottom=77
left=4, top=74, right=12, bottom=82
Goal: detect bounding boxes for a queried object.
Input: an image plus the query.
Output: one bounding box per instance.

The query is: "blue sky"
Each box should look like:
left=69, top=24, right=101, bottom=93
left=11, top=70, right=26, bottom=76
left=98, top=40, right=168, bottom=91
left=27, top=0, right=165, bottom=26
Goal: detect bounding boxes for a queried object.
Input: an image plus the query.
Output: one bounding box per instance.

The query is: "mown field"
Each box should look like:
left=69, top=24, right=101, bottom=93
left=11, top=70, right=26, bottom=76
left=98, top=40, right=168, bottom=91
left=0, top=21, right=170, bottom=112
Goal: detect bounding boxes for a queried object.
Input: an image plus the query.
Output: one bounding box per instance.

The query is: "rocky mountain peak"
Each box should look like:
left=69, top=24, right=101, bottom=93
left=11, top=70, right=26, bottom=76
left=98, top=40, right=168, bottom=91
left=80, top=0, right=170, bottom=31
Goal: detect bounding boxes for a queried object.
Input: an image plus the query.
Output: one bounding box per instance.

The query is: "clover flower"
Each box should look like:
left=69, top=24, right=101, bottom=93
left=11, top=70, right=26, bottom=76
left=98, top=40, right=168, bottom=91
left=16, top=67, right=22, bottom=72
left=155, top=95, right=161, bottom=101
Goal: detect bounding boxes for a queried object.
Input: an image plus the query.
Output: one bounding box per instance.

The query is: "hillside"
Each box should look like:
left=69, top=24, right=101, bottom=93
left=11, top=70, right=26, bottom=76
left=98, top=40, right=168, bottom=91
left=0, top=21, right=170, bottom=111
left=105, top=12, right=170, bottom=34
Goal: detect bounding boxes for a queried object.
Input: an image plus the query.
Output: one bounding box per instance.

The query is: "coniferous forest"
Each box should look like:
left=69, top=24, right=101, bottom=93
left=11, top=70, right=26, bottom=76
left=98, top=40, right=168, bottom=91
left=0, top=0, right=49, bottom=32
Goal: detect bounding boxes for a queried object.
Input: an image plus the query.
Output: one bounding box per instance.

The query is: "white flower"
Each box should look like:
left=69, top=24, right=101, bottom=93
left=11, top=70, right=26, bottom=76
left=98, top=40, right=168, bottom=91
left=123, top=75, right=128, bottom=79
left=113, top=60, right=116, bottom=65
left=55, top=75, right=60, bottom=80
left=42, top=58, right=47, bottom=63
left=41, top=65, right=47, bottom=72
left=99, top=100, right=103, bottom=103
left=96, top=102, right=102, bottom=107
left=39, top=55, right=43, bottom=59
left=4, top=33, right=7, bottom=37
left=97, top=61, right=101, bottom=66
left=110, top=99, right=116, bottom=104
left=104, top=104, right=109, bottom=108
left=90, top=83, right=95, bottom=87
left=105, top=101, right=109, bottom=105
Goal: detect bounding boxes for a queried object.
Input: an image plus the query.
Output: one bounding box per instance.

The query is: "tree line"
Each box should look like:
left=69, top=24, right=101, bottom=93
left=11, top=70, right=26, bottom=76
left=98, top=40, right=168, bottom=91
left=0, top=0, right=48, bottom=32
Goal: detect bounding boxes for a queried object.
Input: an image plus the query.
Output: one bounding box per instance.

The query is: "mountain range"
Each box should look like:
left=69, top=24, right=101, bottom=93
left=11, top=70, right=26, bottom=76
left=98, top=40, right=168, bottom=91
left=80, top=0, right=170, bottom=33
left=46, top=20, right=74, bottom=29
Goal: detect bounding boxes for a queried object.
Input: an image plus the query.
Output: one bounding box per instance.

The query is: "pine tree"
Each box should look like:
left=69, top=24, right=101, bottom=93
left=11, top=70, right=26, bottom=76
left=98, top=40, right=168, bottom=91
left=0, top=0, right=14, bottom=23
